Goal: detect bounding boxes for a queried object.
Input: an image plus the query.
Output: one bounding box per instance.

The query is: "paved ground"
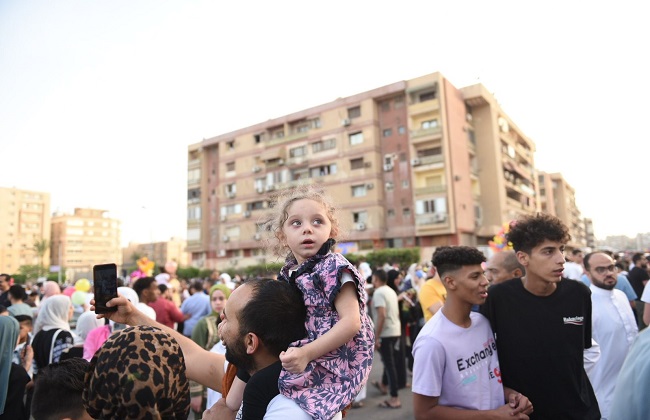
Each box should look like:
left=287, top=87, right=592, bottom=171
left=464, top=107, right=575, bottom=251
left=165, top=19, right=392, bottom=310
left=345, top=353, right=414, bottom=419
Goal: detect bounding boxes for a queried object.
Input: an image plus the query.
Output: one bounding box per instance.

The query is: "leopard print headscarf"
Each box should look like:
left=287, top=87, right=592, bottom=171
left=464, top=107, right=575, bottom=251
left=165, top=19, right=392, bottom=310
left=83, top=325, right=190, bottom=419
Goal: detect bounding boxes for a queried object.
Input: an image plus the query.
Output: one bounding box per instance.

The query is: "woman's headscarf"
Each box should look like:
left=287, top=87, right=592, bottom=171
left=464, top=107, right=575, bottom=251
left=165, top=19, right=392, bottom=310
left=74, top=311, right=104, bottom=344
left=0, top=316, right=20, bottom=414
left=33, top=294, right=72, bottom=335
left=209, top=284, right=231, bottom=317
left=83, top=325, right=190, bottom=419
left=41, top=281, right=62, bottom=299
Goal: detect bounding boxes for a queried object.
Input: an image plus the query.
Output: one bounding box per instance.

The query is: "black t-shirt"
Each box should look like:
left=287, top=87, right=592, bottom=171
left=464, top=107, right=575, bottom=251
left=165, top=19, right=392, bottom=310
left=627, top=266, right=649, bottom=299
left=480, top=278, right=600, bottom=420
left=31, top=329, right=74, bottom=375
left=240, top=361, right=282, bottom=420
left=0, top=364, right=30, bottom=420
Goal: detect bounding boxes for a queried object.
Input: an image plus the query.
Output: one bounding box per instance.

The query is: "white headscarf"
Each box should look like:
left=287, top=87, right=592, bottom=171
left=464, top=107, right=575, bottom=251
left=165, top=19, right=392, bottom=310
left=74, top=311, right=104, bottom=344
left=33, top=294, right=72, bottom=334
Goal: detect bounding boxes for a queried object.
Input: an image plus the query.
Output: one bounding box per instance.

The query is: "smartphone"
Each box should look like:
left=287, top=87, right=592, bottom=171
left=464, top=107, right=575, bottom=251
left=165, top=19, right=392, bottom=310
left=93, top=263, right=118, bottom=314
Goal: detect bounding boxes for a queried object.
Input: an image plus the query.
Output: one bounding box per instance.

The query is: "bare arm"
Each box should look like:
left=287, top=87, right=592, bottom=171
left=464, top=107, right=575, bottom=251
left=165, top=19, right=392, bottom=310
left=94, top=296, right=225, bottom=392
left=414, top=392, right=532, bottom=420
left=428, top=301, right=443, bottom=317
left=279, top=282, right=361, bottom=373
left=644, top=301, right=650, bottom=326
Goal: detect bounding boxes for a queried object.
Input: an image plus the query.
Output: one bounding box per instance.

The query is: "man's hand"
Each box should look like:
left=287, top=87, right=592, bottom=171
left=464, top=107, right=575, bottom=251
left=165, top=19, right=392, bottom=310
left=491, top=403, right=529, bottom=419
left=279, top=346, right=309, bottom=374
left=203, top=397, right=237, bottom=420
left=90, top=295, right=139, bottom=325
left=505, top=389, right=534, bottom=416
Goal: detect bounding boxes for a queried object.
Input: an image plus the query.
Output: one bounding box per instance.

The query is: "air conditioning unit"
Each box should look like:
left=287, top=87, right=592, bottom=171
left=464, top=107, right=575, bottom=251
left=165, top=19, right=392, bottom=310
left=265, top=185, right=275, bottom=192
left=244, top=210, right=251, bottom=218
left=411, top=158, right=421, bottom=166
left=253, top=233, right=262, bottom=240
left=226, top=192, right=236, bottom=198
left=252, top=166, right=261, bottom=173
left=256, top=186, right=264, bottom=194
left=354, top=222, right=366, bottom=231
left=220, top=215, right=226, bottom=222
left=341, top=118, right=351, bottom=127
left=277, top=159, right=285, bottom=166
left=222, top=235, right=230, bottom=242
left=433, top=213, right=447, bottom=223
left=218, top=249, right=226, bottom=257
left=383, top=163, right=393, bottom=171
left=365, top=183, right=374, bottom=190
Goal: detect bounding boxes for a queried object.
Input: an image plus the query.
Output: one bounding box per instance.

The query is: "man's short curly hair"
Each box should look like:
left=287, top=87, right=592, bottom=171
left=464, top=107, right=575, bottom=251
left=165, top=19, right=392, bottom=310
left=431, top=246, right=486, bottom=278
left=506, top=213, right=571, bottom=254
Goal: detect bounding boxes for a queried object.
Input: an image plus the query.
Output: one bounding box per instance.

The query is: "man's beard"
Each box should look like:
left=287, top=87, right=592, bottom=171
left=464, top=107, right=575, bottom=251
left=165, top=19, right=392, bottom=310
left=225, top=339, right=254, bottom=374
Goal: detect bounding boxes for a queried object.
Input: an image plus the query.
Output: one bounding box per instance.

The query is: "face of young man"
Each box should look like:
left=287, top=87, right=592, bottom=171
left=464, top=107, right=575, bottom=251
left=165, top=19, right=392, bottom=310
left=447, top=265, right=489, bottom=306
left=145, top=281, right=160, bottom=303
left=0, top=275, right=9, bottom=292
left=586, top=253, right=618, bottom=290
left=518, top=240, right=566, bottom=284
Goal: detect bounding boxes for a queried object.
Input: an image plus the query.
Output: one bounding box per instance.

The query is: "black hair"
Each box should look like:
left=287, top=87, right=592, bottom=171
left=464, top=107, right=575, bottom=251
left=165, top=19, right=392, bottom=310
left=8, top=284, right=28, bottom=301
left=132, top=276, right=156, bottom=298
left=158, top=283, right=168, bottom=294
left=14, top=314, right=33, bottom=324
left=372, top=269, right=387, bottom=284
left=0, top=304, right=7, bottom=313
left=432, top=246, right=486, bottom=278
left=506, top=213, right=571, bottom=254
left=632, top=253, right=645, bottom=264
left=386, top=269, right=400, bottom=293
left=31, top=358, right=90, bottom=420
left=238, top=279, right=306, bottom=357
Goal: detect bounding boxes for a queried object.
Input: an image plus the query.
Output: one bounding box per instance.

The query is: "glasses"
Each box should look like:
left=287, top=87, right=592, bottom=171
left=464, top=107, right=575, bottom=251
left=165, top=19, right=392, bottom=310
left=593, top=265, right=617, bottom=275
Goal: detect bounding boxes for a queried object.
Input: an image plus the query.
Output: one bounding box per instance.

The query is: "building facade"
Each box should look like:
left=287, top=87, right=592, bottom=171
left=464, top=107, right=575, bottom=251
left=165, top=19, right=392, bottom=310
left=187, top=72, right=575, bottom=269
left=51, top=208, right=122, bottom=281
left=121, top=237, right=190, bottom=271
left=0, top=187, right=51, bottom=274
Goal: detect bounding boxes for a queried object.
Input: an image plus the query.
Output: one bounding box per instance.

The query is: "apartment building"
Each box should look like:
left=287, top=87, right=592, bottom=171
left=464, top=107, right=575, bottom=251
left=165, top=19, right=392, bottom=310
left=122, top=237, right=190, bottom=270
left=537, top=172, right=586, bottom=248
left=0, top=187, right=51, bottom=273
left=187, top=72, right=543, bottom=269
left=51, top=208, right=122, bottom=281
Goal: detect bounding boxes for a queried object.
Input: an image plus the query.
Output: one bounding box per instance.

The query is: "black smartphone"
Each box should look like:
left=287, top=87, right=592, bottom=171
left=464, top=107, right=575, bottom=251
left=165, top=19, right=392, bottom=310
left=93, top=263, right=118, bottom=314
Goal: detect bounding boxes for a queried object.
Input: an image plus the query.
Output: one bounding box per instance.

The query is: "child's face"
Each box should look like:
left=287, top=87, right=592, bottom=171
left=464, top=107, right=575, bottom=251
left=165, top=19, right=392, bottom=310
left=282, top=198, right=333, bottom=264
left=19, top=321, right=32, bottom=342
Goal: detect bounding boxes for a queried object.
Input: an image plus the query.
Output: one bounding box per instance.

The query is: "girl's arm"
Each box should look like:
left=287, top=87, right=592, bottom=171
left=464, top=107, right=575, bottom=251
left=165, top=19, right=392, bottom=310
left=225, top=376, right=245, bottom=412
left=280, top=281, right=361, bottom=373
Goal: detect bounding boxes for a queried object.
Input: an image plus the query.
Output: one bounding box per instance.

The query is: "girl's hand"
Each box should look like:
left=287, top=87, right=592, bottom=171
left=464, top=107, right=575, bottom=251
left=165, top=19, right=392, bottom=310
left=90, top=295, right=138, bottom=324
left=279, top=347, right=309, bottom=374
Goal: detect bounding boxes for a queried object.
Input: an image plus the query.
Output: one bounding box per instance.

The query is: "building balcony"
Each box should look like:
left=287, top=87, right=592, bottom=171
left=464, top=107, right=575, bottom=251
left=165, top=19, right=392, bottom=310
left=408, top=99, right=440, bottom=116
left=267, top=131, right=308, bottom=146
left=411, top=126, right=442, bottom=143
left=414, top=184, right=447, bottom=196
left=416, top=212, right=448, bottom=226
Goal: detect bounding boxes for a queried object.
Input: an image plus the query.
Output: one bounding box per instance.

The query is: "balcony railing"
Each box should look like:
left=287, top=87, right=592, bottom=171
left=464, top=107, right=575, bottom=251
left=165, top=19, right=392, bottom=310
left=416, top=213, right=448, bottom=226
left=267, top=131, right=308, bottom=146
left=414, top=185, right=447, bottom=196
left=411, top=126, right=442, bottom=140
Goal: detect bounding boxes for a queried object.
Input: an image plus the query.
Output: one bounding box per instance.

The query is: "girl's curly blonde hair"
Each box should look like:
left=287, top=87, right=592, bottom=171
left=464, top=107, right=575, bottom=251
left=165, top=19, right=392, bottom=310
left=260, top=184, right=340, bottom=259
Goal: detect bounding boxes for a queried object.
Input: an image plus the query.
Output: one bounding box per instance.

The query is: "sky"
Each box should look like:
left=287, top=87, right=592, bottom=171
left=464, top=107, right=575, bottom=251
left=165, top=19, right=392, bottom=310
left=1, top=0, right=648, bottom=246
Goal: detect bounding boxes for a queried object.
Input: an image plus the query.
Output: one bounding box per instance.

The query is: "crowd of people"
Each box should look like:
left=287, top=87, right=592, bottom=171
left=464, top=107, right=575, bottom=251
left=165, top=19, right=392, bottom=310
left=1, top=186, right=650, bottom=419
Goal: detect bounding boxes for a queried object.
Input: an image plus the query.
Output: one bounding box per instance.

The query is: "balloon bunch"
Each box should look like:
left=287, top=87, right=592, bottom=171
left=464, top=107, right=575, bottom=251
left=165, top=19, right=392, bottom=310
left=70, top=278, right=91, bottom=305
left=489, top=221, right=514, bottom=252
left=130, top=257, right=155, bottom=281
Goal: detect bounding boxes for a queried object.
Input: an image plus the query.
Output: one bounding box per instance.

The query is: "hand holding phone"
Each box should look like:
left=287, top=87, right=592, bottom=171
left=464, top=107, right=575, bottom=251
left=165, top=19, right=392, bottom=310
left=93, top=263, right=118, bottom=314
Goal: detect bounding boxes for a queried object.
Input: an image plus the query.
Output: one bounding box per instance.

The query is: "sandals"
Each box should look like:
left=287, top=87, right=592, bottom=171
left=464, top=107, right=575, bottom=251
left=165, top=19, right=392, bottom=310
left=378, top=400, right=402, bottom=409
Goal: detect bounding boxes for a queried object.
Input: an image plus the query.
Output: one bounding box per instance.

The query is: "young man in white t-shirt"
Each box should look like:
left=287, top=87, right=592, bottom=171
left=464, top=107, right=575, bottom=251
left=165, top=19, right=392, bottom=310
left=412, top=246, right=533, bottom=419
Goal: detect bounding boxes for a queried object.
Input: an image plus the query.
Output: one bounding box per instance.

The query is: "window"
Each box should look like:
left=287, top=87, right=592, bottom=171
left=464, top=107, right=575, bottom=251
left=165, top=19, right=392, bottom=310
left=382, top=128, right=392, bottom=137
left=226, top=183, right=237, bottom=194
left=312, top=138, right=336, bottom=153
left=294, top=123, right=309, bottom=133
left=188, top=188, right=201, bottom=204
left=381, top=102, right=390, bottom=112
left=398, top=125, right=405, bottom=135
left=415, top=197, right=447, bottom=214
left=226, top=162, right=235, bottom=172
left=421, top=119, right=438, bottom=129
left=387, top=209, right=395, bottom=217
left=385, top=182, right=394, bottom=191
left=248, top=201, right=266, bottom=211
left=349, top=132, right=364, bottom=145
left=188, top=168, right=200, bottom=183
left=188, top=206, right=201, bottom=220
left=309, top=118, right=321, bottom=129
left=353, top=211, right=368, bottom=223
left=221, top=204, right=243, bottom=216
left=348, top=106, right=361, bottom=119
left=419, top=90, right=436, bottom=102
left=291, top=167, right=309, bottom=180
left=310, top=164, right=336, bottom=177
left=351, top=184, right=368, bottom=197
left=226, top=140, right=235, bottom=150
left=225, top=226, right=241, bottom=238
left=254, top=133, right=264, bottom=144
left=403, top=208, right=411, bottom=217
left=289, top=146, right=307, bottom=158
left=394, top=96, right=404, bottom=108
left=350, top=158, right=364, bottom=170
left=402, top=180, right=409, bottom=189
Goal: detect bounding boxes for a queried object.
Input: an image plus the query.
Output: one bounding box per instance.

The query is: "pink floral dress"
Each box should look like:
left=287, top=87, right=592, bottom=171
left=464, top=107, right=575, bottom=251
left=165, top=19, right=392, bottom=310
left=278, top=246, right=375, bottom=420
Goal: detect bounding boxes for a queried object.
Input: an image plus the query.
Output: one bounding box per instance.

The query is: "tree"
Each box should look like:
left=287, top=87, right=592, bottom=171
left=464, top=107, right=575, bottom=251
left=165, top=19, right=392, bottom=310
left=33, top=238, right=49, bottom=276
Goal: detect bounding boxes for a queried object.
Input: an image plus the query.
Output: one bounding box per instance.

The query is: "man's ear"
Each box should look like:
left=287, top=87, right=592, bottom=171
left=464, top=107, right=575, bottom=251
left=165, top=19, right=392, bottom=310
left=443, top=275, right=456, bottom=290
left=245, top=332, right=260, bottom=355
left=512, top=268, right=523, bottom=278
left=516, top=251, right=529, bottom=267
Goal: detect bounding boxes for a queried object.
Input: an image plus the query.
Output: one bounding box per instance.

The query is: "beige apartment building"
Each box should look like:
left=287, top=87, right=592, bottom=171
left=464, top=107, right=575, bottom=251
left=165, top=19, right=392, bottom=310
left=187, top=72, right=550, bottom=269
left=122, top=237, right=190, bottom=271
left=0, top=187, right=51, bottom=274
left=51, top=208, right=122, bottom=281
left=538, top=172, right=587, bottom=249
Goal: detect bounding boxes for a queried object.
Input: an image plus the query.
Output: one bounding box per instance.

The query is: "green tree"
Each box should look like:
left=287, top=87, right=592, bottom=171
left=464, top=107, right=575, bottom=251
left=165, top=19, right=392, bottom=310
left=33, top=238, right=49, bottom=276
left=17, top=265, right=45, bottom=282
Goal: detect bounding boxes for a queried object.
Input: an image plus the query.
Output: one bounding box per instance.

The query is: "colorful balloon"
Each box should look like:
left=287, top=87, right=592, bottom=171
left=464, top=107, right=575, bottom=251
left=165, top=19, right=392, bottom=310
left=75, top=278, right=91, bottom=292
left=71, top=290, right=87, bottom=305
